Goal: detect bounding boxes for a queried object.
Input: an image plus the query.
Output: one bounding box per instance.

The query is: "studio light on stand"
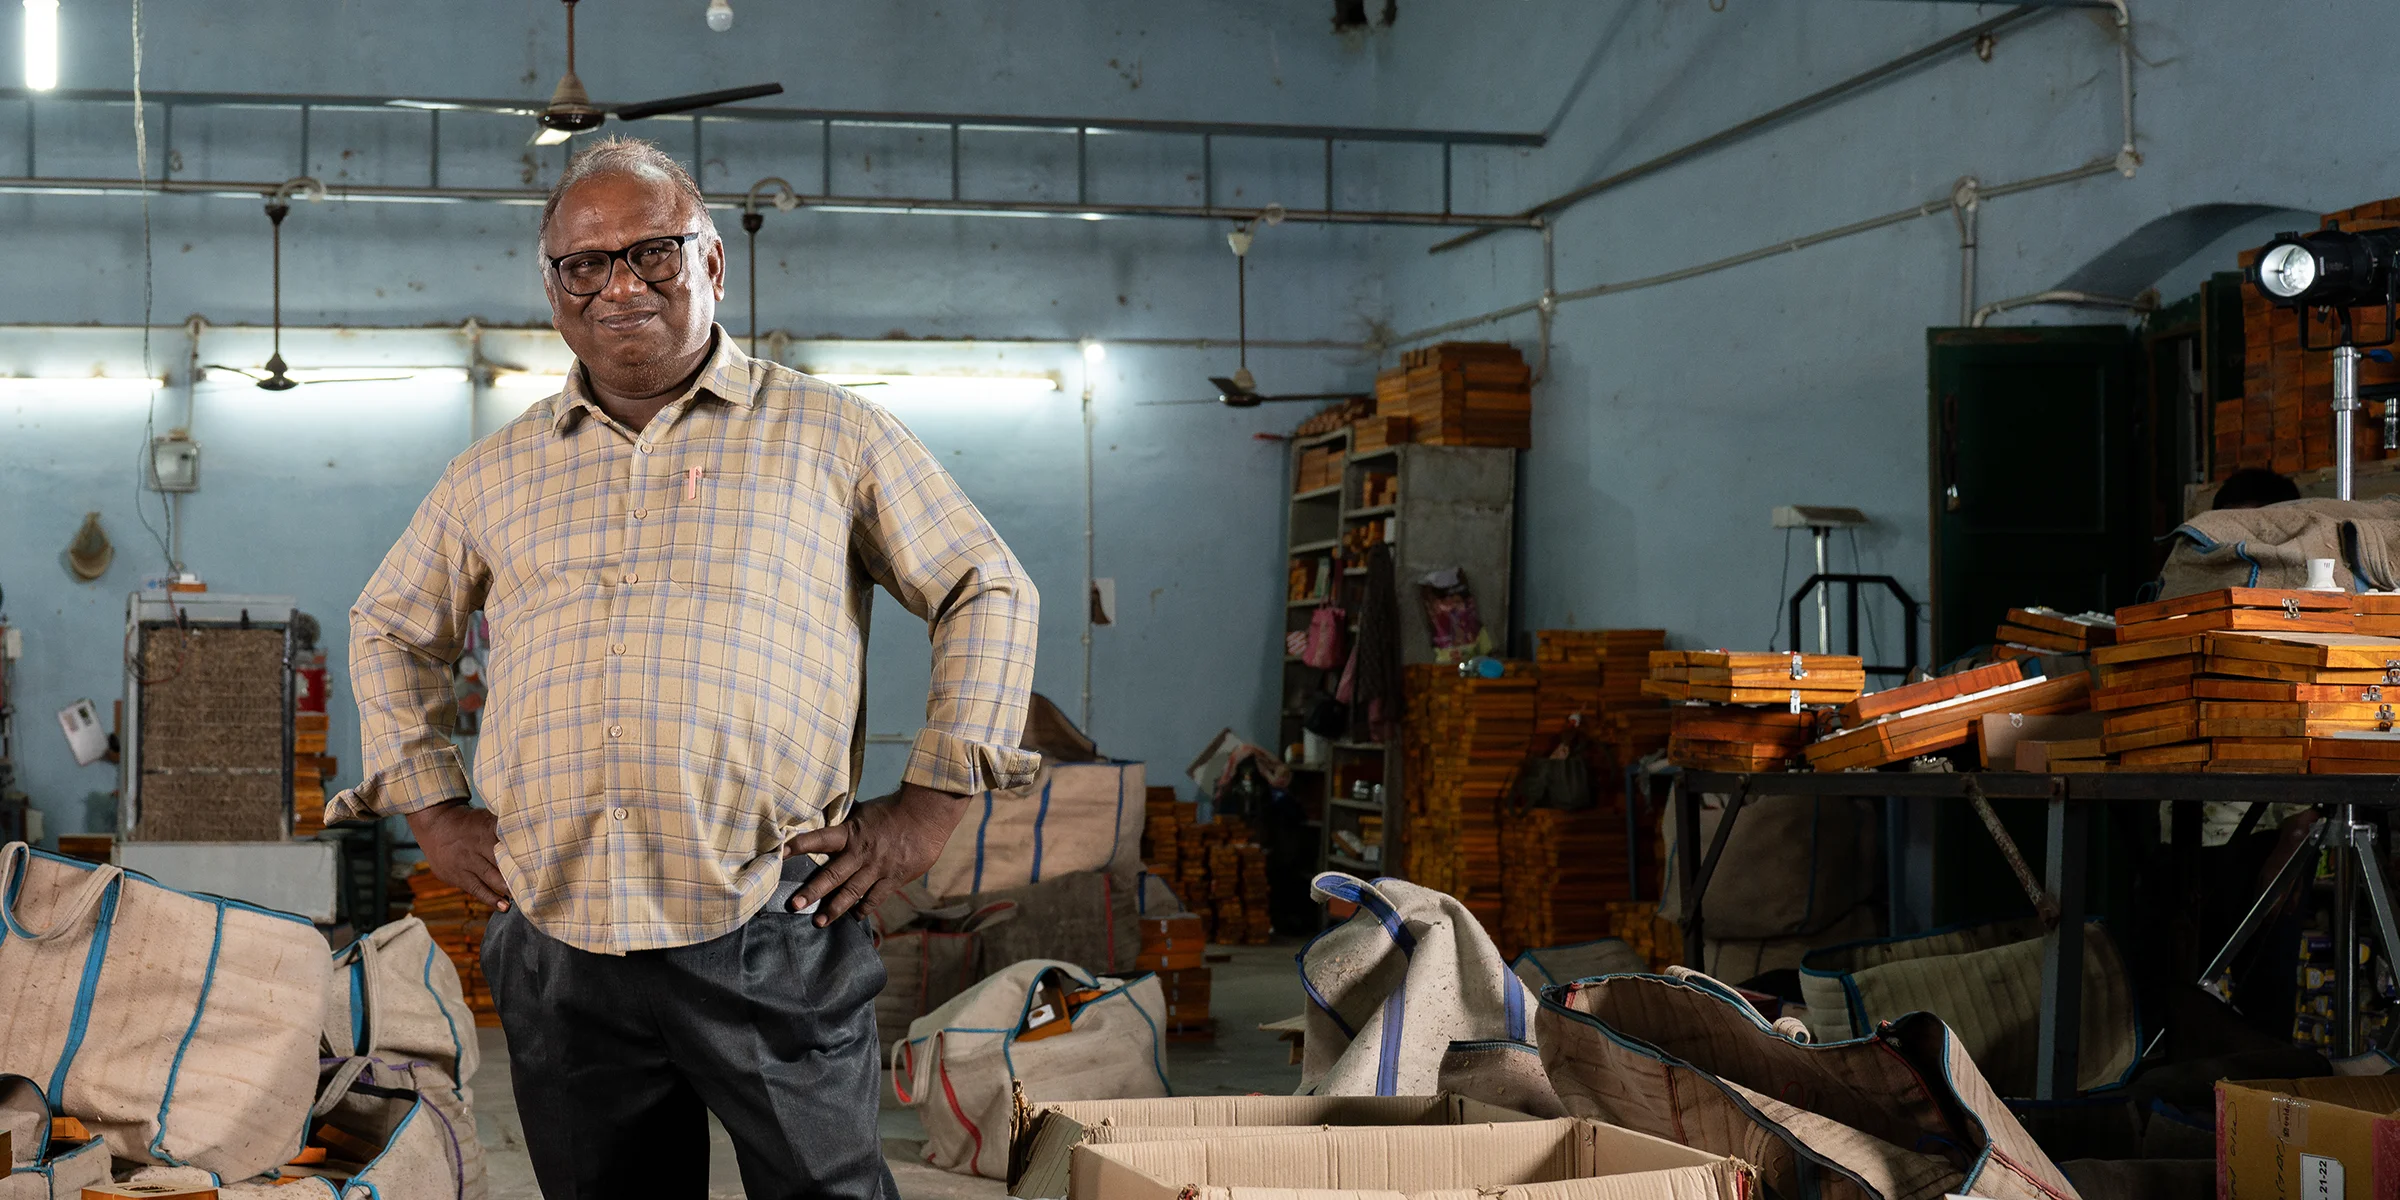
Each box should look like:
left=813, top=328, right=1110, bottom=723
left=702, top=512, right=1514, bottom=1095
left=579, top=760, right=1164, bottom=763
left=2202, top=225, right=2400, bottom=1061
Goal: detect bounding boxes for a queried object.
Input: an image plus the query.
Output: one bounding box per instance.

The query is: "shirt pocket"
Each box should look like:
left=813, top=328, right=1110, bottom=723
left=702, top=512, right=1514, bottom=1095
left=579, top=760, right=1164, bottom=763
left=666, top=469, right=795, bottom=597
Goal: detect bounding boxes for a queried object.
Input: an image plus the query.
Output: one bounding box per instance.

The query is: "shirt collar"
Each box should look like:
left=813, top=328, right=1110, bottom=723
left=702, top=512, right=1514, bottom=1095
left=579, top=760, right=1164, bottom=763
left=551, top=324, right=762, bottom=435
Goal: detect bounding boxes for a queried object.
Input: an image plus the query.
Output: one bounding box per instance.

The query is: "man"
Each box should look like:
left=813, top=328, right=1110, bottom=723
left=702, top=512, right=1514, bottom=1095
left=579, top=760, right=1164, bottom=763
left=331, top=136, right=1040, bottom=1200
left=2211, top=467, right=2302, bottom=510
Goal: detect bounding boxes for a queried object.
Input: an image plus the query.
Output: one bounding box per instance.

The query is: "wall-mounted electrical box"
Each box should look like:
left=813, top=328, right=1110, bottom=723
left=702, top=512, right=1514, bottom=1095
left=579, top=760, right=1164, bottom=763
left=149, top=432, right=200, bottom=493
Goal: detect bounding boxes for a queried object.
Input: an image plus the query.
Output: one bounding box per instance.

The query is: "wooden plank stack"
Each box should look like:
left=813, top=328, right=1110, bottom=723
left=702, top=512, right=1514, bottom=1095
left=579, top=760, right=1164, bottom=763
left=1138, top=912, right=1214, bottom=1039
left=2114, top=587, right=2352, bottom=642
left=1995, top=608, right=2117, bottom=654
left=1383, top=342, right=1533, bottom=449
left=1157, top=967, right=1213, bottom=1040
left=1351, top=415, right=1413, bottom=455
left=2312, top=733, right=2400, bottom=774
left=1293, top=444, right=1344, bottom=494
left=1533, top=629, right=1666, bottom=738
left=1140, top=795, right=1272, bottom=944
left=1499, top=805, right=1639, bottom=956
left=1402, top=664, right=1537, bottom=933
left=2091, top=635, right=2209, bottom=770
left=1644, top=651, right=1866, bottom=706
left=1668, top=708, right=1815, bottom=771
left=291, top=713, right=332, bottom=837
left=1805, top=671, right=2090, bottom=771
left=404, top=863, right=498, bottom=1026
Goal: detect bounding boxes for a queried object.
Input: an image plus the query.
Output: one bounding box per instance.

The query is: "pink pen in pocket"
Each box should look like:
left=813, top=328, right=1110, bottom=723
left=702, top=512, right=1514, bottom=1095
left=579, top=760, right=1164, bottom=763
left=684, top=466, right=704, bottom=500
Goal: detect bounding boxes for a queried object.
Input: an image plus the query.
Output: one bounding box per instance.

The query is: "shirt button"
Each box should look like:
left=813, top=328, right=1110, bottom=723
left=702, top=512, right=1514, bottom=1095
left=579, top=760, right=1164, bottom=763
left=621, top=572, right=637, bottom=585
left=632, top=508, right=647, bottom=519
left=611, top=642, right=626, bottom=655
left=637, top=443, right=653, bottom=455
left=607, top=725, right=623, bottom=739
left=612, top=807, right=628, bottom=821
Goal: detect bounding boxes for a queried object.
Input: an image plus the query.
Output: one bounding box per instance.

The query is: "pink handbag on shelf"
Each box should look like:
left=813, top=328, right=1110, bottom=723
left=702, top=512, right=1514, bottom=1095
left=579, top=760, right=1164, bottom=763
left=1302, top=603, right=1347, bottom=670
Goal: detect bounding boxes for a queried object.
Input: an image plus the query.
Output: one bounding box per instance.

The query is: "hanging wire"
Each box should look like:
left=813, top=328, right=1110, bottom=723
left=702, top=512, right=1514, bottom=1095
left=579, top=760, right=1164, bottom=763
left=1767, top=528, right=1794, bottom=651
left=130, top=0, right=175, bottom=571
left=258, top=201, right=297, bottom=390
left=1849, top=528, right=1885, bottom=669
left=744, top=209, right=763, bottom=357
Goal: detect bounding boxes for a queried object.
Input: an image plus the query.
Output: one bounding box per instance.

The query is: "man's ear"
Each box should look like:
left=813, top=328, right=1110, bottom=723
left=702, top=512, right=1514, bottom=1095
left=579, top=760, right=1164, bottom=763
left=704, top=234, right=728, bottom=302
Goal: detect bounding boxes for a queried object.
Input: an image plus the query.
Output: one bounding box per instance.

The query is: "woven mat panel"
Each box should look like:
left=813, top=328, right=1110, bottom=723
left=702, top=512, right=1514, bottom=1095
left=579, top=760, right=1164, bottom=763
left=138, top=625, right=286, bottom=841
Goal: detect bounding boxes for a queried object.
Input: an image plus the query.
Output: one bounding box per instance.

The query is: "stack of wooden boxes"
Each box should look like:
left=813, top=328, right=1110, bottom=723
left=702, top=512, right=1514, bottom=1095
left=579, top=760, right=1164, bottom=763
left=2096, top=589, right=2357, bottom=772
left=1293, top=443, right=1345, bottom=494
left=1138, top=912, right=1212, bottom=1039
left=1401, top=664, right=1536, bottom=933
left=291, top=712, right=331, bottom=837
left=404, top=863, right=498, bottom=1025
left=1994, top=607, right=2117, bottom=656
left=1803, top=661, right=2083, bottom=770
left=1375, top=342, right=1533, bottom=449
left=1140, top=795, right=1272, bottom=945
left=1646, top=652, right=1862, bottom=770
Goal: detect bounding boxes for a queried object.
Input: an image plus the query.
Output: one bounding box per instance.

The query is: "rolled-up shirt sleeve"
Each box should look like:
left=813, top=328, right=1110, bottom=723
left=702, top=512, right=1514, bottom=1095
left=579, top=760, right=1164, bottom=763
left=327, top=472, right=490, bottom=822
left=849, top=401, right=1041, bottom=795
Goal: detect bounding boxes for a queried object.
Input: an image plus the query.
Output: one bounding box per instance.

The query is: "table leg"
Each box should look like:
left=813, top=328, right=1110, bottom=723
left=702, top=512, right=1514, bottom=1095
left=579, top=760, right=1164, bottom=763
left=1683, top=782, right=1749, bottom=972
left=2036, top=794, right=2090, bottom=1100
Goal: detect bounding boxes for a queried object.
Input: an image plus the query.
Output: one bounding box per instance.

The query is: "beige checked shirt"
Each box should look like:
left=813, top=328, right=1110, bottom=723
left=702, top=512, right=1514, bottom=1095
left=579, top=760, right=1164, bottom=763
left=332, top=328, right=1041, bottom=954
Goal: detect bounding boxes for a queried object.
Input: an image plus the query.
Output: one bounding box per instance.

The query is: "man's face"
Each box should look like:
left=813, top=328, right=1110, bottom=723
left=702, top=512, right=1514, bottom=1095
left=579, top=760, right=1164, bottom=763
left=541, top=171, right=726, bottom=398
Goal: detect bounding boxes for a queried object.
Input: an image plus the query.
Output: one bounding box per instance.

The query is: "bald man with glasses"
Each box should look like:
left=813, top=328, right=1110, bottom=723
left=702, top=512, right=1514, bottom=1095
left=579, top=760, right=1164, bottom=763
left=333, top=136, right=1040, bottom=1200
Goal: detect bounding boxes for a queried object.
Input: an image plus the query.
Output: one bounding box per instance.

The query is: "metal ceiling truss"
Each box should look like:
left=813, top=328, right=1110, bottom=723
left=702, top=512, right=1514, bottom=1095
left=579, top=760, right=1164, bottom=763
left=0, top=87, right=1545, bottom=229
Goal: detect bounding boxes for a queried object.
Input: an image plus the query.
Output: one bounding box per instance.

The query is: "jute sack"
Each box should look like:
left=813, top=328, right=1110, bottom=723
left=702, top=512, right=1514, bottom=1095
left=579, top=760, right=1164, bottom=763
left=0, top=843, right=328, bottom=1180
left=0, top=1074, right=110, bottom=1200
left=961, top=867, right=1141, bottom=977
left=323, top=917, right=480, bottom=1094
left=1658, top=792, right=1879, bottom=939
left=1509, top=938, right=1648, bottom=993
left=1540, top=969, right=2079, bottom=1200
left=891, top=959, right=1169, bottom=1179
left=1798, top=919, right=2140, bottom=1097
left=870, top=894, right=1019, bottom=1040
left=306, top=1056, right=487, bottom=1200
left=2158, top=495, right=2400, bottom=595
left=920, top=761, right=1145, bottom=899
left=1298, top=872, right=1563, bottom=1118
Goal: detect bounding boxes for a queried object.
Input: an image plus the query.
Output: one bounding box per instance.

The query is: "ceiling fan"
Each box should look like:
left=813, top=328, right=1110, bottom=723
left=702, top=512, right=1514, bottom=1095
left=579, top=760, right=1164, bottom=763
left=1143, top=225, right=1368, bottom=408
left=389, top=0, right=785, bottom=146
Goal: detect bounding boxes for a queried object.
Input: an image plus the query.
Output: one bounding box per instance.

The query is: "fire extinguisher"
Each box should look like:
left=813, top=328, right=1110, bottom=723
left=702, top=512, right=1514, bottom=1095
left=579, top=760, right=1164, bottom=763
left=297, top=649, right=329, bottom=714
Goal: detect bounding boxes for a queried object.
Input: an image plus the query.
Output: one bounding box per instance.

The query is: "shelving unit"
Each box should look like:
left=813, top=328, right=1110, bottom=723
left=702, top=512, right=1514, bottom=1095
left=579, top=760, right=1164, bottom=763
left=1279, top=426, right=1516, bottom=899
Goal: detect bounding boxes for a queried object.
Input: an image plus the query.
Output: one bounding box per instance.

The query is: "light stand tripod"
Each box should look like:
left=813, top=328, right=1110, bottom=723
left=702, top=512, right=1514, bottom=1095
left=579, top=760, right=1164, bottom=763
left=2203, top=254, right=2400, bottom=1057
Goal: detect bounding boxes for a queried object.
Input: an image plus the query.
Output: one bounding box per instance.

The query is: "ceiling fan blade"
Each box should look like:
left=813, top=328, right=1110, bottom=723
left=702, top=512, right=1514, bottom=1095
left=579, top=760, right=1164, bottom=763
left=610, top=83, right=785, bottom=122
left=386, top=98, right=546, bottom=117
left=1135, top=397, right=1235, bottom=407
left=1256, top=392, right=1373, bottom=403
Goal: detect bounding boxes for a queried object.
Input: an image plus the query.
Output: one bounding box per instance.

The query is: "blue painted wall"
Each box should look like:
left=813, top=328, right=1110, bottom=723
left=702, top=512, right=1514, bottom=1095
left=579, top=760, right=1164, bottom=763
left=19, top=0, right=2397, bottom=848
left=0, top=1, right=1390, bottom=841
left=1360, top=0, right=2400, bottom=658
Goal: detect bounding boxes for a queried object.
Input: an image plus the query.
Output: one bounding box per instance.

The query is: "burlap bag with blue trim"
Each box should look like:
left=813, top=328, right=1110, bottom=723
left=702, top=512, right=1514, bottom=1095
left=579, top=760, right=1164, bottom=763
left=323, top=916, right=481, bottom=1097
left=0, top=842, right=328, bottom=1180
left=1539, top=969, right=2078, bottom=1200
left=891, top=958, right=1169, bottom=1179
left=1297, top=872, right=1565, bottom=1120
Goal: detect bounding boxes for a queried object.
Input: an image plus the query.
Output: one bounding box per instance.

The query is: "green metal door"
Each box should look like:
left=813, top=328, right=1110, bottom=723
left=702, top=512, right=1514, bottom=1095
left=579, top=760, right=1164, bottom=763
left=1928, top=326, right=2144, bottom=664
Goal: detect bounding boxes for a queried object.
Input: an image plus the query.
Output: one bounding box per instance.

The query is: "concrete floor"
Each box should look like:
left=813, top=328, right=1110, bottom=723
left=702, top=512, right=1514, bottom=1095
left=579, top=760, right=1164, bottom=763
left=470, top=942, right=1307, bottom=1199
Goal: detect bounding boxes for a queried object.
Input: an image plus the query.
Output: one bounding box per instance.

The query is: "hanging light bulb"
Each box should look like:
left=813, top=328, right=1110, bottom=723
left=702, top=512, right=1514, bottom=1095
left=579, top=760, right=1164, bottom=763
left=706, top=0, right=733, bottom=32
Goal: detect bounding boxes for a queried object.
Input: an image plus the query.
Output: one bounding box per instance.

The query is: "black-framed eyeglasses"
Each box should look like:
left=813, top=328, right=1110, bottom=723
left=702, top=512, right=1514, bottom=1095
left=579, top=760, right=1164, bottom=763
left=545, top=231, right=705, bottom=297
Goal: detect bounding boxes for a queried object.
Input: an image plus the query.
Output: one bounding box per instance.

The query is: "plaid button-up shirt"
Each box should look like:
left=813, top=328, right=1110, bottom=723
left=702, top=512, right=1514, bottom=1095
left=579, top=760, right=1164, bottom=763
left=332, top=328, right=1041, bottom=953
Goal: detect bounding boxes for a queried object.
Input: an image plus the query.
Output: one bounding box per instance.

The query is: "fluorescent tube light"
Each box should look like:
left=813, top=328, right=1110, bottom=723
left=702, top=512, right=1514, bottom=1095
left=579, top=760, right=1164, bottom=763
left=814, top=373, right=1059, bottom=399
left=0, top=376, right=162, bottom=398
left=492, top=371, right=572, bottom=392
left=22, top=0, right=58, bottom=92
left=532, top=126, right=577, bottom=147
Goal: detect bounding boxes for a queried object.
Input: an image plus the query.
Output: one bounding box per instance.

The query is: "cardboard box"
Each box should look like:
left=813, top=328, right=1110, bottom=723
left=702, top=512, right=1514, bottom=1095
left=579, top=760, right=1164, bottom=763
left=1011, top=1091, right=1536, bottom=1198
left=2217, top=1076, right=2400, bottom=1199
left=1066, top=1118, right=1750, bottom=1200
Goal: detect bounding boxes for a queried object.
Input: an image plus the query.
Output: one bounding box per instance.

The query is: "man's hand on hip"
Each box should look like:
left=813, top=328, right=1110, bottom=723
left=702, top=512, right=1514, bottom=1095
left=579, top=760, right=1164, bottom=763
left=406, top=799, right=513, bottom=912
left=783, top=782, right=969, bottom=926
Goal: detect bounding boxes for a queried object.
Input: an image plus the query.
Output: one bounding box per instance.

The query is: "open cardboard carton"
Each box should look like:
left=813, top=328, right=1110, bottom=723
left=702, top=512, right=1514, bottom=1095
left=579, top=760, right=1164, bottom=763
left=2217, top=1076, right=2400, bottom=1200
left=1011, top=1089, right=1538, bottom=1198
left=1064, top=1117, right=1751, bottom=1200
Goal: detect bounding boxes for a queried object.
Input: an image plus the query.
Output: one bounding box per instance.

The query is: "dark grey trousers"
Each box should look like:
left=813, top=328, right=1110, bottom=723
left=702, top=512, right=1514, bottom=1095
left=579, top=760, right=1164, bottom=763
left=483, top=859, right=897, bottom=1200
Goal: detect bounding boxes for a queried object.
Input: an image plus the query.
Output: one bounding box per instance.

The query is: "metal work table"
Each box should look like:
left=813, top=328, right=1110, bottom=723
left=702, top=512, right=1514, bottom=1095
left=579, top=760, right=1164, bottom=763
left=1673, top=770, right=2400, bottom=1100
